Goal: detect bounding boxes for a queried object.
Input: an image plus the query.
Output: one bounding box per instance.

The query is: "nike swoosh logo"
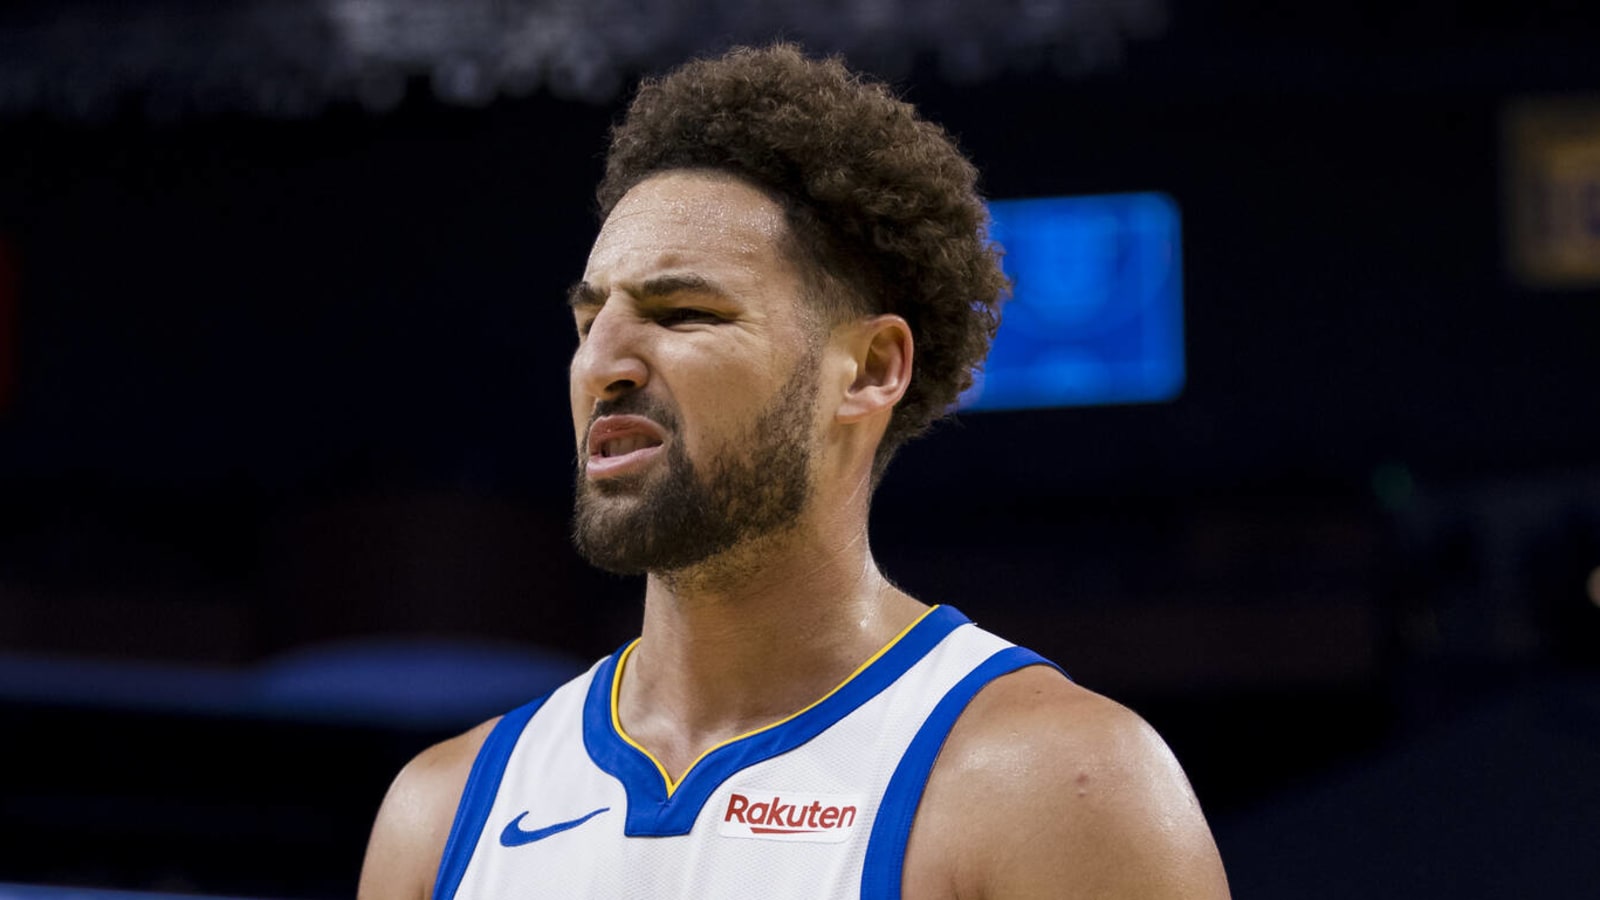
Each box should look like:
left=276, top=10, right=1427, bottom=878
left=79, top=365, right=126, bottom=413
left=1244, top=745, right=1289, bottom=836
left=499, top=807, right=610, bottom=847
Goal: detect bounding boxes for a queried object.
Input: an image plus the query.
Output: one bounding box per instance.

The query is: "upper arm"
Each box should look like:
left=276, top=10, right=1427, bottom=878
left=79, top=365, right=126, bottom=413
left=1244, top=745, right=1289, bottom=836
left=909, top=667, right=1232, bottom=900
left=357, top=719, right=498, bottom=900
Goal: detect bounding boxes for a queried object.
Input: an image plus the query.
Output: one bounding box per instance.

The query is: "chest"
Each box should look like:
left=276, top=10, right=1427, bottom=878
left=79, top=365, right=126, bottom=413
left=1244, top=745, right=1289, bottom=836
left=438, top=613, right=1030, bottom=899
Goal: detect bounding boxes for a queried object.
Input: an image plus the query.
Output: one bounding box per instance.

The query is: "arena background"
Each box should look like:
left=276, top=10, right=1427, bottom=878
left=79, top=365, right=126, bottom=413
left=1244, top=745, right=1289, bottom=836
left=1, top=1, right=1599, bottom=897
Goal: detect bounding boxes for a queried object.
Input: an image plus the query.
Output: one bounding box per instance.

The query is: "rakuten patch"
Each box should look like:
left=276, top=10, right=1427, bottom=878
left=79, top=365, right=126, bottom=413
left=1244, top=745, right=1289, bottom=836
left=717, top=790, right=865, bottom=844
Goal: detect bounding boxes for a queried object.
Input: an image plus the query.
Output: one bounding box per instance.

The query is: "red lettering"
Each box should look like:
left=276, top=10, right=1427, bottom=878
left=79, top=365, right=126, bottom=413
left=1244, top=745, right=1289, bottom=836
left=724, top=793, right=861, bottom=834
left=770, top=799, right=792, bottom=824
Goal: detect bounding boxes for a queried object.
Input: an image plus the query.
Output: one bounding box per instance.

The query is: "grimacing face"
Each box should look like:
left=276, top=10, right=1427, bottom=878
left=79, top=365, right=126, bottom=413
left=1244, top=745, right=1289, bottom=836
left=567, top=171, right=827, bottom=575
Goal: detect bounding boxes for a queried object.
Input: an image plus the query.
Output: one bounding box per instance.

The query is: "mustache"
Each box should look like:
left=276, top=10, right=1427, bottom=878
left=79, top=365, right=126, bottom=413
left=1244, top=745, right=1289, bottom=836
left=589, top=393, right=678, bottom=430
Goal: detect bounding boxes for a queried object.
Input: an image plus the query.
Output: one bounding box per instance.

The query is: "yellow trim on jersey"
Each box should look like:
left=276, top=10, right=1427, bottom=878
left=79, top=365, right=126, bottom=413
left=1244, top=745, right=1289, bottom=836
left=608, top=604, right=942, bottom=798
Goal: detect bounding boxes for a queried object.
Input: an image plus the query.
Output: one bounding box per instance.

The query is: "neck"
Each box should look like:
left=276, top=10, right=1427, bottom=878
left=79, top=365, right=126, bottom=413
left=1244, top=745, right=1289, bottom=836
left=615, top=516, right=926, bottom=782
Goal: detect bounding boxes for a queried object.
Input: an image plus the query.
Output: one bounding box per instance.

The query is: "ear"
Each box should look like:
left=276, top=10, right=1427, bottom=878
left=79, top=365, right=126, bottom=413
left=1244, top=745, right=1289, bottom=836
left=835, top=314, right=913, bottom=424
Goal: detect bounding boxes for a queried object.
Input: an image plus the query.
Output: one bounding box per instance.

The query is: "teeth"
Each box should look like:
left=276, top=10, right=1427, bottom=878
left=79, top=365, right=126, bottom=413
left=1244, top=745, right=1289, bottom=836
left=602, top=436, right=645, bottom=458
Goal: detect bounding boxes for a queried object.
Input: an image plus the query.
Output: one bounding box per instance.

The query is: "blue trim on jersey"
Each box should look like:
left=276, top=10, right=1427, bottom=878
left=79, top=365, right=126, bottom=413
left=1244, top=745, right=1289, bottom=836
left=859, top=645, right=1059, bottom=900
left=582, top=605, right=973, bottom=837
left=432, top=693, right=552, bottom=900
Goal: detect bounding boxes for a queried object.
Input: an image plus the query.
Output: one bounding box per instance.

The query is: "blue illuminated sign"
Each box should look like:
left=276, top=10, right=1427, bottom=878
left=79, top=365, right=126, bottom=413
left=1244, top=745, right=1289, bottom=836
left=959, top=192, right=1185, bottom=411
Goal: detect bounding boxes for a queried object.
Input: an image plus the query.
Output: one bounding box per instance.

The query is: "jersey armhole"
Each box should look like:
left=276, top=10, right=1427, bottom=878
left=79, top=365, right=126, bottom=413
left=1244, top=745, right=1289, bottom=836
left=859, top=646, right=1062, bottom=900
left=431, top=694, right=552, bottom=900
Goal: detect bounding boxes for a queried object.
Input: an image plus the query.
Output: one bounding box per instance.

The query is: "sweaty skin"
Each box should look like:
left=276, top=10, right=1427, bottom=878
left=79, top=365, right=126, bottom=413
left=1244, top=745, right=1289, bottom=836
left=357, top=171, right=1232, bottom=900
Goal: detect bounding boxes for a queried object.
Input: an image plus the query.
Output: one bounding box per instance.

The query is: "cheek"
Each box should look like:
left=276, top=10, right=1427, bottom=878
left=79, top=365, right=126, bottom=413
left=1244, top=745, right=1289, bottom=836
left=569, top=380, right=589, bottom=445
left=675, top=409, right=739, bottom=462
left=681, top=369, right=805, bottom=457
left=674, top=382, right=762, bottom=456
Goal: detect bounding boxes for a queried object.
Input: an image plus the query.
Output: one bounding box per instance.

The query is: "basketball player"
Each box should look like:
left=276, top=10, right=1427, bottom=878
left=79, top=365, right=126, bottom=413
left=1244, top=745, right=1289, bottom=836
left=358, top=44, right=1231, bottom=899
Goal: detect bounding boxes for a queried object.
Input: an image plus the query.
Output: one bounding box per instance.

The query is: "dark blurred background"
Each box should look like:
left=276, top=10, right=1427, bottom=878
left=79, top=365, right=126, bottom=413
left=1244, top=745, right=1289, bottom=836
left=2, top=1, right=1599, bottom=897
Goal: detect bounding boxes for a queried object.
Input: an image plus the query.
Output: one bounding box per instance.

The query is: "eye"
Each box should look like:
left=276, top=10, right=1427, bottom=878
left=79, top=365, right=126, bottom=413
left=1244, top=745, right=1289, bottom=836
left=656, top=308, right=722, bottom=327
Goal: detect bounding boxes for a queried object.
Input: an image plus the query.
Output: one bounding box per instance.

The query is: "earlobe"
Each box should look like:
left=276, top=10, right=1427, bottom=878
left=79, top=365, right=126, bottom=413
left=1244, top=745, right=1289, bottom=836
left=836, top=315, right=913, bottom=424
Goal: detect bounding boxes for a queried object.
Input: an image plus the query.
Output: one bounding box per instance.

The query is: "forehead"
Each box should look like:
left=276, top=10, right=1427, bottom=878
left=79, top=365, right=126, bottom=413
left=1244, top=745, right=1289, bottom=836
left=583, top=170, right=795, bottom=284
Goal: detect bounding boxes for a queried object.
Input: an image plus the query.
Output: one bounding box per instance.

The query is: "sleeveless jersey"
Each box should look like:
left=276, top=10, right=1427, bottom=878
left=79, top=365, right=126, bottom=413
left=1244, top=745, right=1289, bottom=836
left=433, top=605, right=1057, bottom=900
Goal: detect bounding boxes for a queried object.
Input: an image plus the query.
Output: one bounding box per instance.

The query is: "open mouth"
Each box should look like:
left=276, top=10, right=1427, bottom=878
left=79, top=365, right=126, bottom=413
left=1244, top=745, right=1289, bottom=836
left=597, top=433, right=663, bottom=458
left=585, top=415, right=669, bottom=478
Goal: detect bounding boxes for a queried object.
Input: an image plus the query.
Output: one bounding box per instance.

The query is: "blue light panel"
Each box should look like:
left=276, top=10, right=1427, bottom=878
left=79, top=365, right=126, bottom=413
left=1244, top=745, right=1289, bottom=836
left=959, top=192, right=1185, bottom=411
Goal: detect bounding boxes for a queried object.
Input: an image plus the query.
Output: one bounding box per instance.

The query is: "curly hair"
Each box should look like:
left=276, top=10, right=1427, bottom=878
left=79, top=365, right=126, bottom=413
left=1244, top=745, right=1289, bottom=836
left=596, top=43, right=1009, bottom=477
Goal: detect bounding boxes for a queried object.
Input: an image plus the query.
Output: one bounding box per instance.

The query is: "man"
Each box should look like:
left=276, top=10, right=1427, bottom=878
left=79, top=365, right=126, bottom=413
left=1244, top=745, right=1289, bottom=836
left=359, top=43, right=1231, bottom=899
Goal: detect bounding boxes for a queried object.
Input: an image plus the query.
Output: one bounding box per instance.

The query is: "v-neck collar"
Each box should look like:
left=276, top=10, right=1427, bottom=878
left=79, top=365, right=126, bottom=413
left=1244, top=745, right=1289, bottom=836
left=579, top=605, right=969, bottom=837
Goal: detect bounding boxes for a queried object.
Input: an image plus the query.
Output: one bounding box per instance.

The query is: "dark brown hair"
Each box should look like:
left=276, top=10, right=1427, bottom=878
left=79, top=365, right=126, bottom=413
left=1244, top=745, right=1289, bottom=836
left=597, top=43, right=1009, bottom=476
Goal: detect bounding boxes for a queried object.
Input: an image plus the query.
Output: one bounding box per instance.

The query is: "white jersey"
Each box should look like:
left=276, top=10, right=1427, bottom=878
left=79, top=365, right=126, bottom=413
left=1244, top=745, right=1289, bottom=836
left=434, top=606, right=1056, bottom=900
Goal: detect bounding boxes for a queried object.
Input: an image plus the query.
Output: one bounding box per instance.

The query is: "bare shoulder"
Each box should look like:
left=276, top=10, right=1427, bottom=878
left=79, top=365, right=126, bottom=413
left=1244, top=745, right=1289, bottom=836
left=357, top=716, right=500, bottom=900
left=904, top=666, right=1232, bottom=900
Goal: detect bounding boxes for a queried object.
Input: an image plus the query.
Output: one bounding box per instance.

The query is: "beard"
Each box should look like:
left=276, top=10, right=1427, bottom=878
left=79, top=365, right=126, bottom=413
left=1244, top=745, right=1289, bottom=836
left=571, top=356, right=819, bottom=576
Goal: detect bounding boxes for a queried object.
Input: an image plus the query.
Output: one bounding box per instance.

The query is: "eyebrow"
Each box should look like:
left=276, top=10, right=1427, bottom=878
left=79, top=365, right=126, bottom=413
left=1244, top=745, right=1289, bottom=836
left=566, top=281, right=604, bottom=309
left=566, top=273, right=725, bottom=309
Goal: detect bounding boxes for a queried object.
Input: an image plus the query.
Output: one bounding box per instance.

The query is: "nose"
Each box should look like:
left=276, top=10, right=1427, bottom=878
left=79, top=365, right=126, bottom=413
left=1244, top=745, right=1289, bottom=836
left=570, top=301, right=650, bottom=403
